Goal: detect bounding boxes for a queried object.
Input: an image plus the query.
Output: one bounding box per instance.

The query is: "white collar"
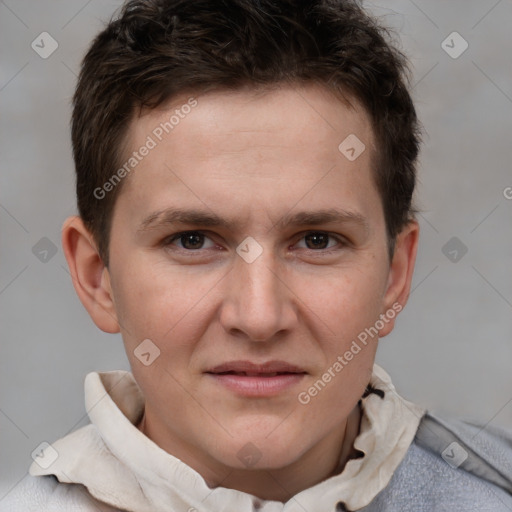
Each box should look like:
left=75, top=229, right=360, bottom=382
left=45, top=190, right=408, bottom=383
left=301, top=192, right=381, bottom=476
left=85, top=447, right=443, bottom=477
left=30, top=364, right=425, bottom=511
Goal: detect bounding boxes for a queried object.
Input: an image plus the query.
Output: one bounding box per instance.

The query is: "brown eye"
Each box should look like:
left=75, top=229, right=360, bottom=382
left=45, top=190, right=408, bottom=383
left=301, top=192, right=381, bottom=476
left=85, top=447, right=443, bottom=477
left=305, top=233, right=329, bottom=249
left=166, top=231, right=215, bottom=250
left=296, top=232, right=340, bottom=250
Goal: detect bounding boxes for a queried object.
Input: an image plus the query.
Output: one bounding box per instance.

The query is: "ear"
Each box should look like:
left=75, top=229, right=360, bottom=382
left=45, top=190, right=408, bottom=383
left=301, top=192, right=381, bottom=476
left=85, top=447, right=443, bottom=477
left=61, top=216, right=120, bottom=334
left=378, top=220, right=419, bottom=338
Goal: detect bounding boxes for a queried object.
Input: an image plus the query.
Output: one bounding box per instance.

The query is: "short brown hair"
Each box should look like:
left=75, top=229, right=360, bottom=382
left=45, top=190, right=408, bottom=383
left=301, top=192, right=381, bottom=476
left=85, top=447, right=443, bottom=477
left=72, top=0, right=420, bottom=266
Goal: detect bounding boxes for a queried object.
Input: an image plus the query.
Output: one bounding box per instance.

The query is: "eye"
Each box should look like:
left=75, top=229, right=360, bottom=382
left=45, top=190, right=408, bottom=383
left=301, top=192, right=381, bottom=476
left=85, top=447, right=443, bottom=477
left=295, top=231, right=343, bottom=251
left=162, top=230, right=345, bottom=253
left=164, top=231, right=216, bottom=250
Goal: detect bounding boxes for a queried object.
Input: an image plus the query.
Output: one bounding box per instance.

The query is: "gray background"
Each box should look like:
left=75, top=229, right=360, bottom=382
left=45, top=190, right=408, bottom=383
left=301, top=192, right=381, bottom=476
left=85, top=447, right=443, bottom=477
left=1, top=0, right=511, bottom=500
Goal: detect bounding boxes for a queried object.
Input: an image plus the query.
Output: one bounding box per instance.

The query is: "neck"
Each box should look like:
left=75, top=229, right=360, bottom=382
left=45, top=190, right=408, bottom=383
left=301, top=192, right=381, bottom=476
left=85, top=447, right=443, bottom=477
left=137, top=403, right=362, bottom=502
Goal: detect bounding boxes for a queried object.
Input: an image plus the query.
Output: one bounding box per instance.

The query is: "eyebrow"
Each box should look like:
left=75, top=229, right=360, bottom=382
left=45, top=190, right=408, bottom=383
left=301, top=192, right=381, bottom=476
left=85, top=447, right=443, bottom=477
left=137, top=207, right=369, bottom=234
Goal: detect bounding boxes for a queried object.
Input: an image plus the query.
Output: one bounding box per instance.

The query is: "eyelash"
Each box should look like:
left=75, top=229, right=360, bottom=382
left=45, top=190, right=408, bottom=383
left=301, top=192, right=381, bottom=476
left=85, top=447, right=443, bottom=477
left=162, top=230, right=347, bottom=254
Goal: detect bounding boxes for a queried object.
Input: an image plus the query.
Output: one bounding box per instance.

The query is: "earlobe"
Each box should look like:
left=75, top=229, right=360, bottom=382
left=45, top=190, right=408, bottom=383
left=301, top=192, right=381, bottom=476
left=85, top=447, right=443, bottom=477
left=61, top=216, right=120, bottom=334
left=378, top=221, right=419, bottom=338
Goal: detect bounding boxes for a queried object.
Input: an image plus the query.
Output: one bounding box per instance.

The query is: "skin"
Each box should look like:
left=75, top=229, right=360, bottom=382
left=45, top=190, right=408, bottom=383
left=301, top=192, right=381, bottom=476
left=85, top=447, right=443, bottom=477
left=62, top=83, right=419, bottom=502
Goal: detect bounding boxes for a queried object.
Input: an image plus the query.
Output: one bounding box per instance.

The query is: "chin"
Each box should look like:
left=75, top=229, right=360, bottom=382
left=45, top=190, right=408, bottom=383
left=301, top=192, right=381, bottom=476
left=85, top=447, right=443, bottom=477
left=211, top=429, right=302, bottom=470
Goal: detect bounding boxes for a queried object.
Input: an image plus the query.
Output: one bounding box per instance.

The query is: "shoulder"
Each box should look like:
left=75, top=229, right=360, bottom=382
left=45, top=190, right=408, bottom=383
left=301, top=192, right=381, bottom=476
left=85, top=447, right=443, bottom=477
left=365, top=411, right=512, bottom=511
left=0, top=473, right=118, bottom=512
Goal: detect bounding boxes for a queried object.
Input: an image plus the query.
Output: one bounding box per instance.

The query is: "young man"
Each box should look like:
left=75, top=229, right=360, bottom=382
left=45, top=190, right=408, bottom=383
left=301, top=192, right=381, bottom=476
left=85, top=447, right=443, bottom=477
left=4, top=0, right=512, bottom=510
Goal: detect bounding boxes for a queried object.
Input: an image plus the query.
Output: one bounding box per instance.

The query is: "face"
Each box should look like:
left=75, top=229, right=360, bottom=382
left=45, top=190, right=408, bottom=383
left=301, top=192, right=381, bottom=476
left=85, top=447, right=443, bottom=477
left=101, top=84, right=407, bottom=476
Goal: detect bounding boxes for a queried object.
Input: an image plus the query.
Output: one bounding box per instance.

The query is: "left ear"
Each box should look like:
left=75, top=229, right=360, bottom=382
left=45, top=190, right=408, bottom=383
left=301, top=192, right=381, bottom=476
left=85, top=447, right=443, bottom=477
left=378, top=220, right=419, bottom=337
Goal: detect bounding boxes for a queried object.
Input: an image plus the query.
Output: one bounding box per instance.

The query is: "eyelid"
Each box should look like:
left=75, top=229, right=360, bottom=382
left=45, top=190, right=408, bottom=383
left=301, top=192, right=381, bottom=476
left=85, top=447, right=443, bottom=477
left=163, top=230, right=217, bottom=250
left=163, top=229, right=348, bottom=252
left=293, top=231, right=346, bottom=251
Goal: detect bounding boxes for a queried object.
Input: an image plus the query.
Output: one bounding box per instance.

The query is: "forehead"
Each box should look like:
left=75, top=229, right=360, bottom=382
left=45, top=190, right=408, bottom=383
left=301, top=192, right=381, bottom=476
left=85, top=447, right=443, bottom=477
left=127, top=83, right=374, bottom=164
left=114, top=83, right=379, bottom=231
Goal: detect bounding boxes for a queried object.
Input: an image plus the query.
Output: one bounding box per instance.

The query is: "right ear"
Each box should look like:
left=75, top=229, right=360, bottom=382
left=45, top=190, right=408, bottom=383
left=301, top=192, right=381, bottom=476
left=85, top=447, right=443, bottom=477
left=61, top=216, right=120, bottom=333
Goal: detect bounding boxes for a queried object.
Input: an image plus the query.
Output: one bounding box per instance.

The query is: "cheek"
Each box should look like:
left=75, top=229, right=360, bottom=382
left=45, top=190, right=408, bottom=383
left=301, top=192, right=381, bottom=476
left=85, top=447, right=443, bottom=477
left=110, top=258, right=215, bottom=406
left=110, top=255, right=221, bottom=349
left=293, top=273, right=382, bottom=429
left=294, top=266, right=386, bottom=342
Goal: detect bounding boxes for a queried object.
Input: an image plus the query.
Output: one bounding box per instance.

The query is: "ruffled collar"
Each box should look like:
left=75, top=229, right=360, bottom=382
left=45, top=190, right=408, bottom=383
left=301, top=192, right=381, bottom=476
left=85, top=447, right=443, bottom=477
left=30, top=364, right=425, bottom=511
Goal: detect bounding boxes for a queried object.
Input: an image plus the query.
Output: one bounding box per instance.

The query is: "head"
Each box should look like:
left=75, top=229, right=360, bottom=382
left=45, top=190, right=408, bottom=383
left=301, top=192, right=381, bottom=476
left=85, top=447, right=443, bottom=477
left=63, top=0, right=420, bottom=496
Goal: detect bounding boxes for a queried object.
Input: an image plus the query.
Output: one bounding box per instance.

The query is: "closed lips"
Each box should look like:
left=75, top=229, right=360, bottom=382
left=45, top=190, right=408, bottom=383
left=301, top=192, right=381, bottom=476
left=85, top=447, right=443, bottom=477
left=206, top=360, right=307, bottom=376
left=214, top=371, right=301, bottom=377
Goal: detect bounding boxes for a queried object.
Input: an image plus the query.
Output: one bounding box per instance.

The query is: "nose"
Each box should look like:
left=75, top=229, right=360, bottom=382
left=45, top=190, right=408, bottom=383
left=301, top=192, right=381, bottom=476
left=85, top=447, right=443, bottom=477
left=219, top=245, right=297, bottom=343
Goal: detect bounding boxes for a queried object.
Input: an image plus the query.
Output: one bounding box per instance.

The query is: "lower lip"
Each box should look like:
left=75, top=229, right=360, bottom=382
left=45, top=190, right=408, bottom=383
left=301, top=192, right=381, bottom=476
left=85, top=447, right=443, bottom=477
left=207, top=373, right=306, bottom=396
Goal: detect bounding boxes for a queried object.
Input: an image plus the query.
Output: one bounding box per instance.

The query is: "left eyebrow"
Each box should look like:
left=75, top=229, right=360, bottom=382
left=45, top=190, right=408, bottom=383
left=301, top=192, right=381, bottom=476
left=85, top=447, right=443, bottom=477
left=137, top=207, right=369, bottom=234
left=273, top=208, right=369, bottom=233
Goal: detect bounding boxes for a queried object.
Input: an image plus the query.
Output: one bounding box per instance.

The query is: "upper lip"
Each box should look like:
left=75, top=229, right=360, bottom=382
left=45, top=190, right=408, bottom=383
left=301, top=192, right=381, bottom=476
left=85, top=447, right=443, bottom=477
left=206, top=360, right=307, bottom=375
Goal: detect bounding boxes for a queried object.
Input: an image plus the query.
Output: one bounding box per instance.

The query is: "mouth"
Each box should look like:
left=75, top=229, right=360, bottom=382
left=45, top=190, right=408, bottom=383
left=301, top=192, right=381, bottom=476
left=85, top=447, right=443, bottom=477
left=212, top=371, right=298, bottom=377
left=205, top=360, right=307, bottom=396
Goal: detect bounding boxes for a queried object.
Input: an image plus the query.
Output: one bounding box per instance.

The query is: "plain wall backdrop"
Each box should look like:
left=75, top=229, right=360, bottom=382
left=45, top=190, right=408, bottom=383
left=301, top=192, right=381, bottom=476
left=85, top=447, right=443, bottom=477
left=1, top=0, right=512, bottom=499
